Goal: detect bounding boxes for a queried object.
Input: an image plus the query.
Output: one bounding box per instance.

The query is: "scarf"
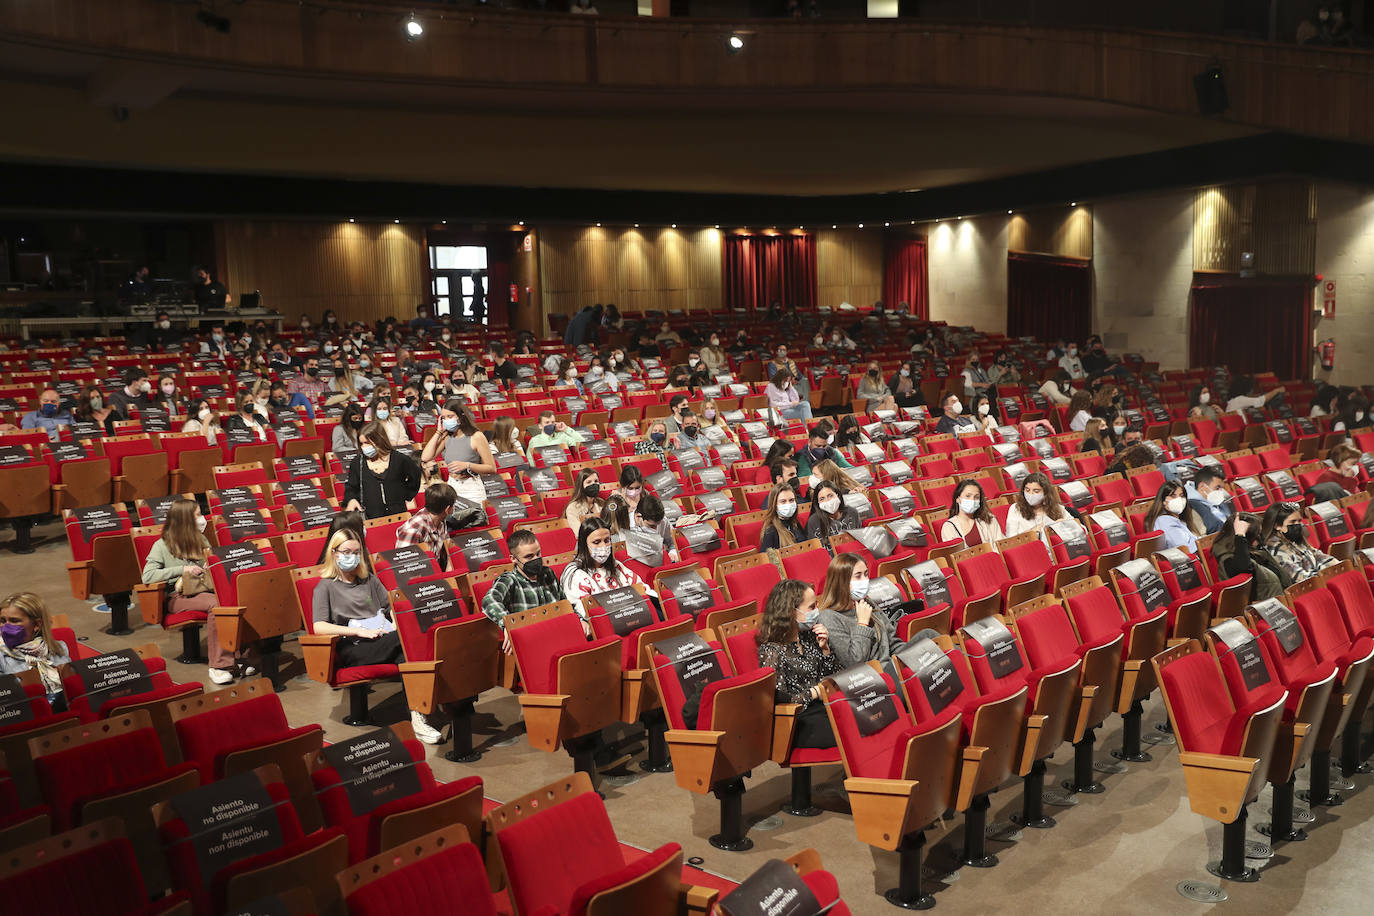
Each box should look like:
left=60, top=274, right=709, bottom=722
left=1, top=636, right=62, bottom=694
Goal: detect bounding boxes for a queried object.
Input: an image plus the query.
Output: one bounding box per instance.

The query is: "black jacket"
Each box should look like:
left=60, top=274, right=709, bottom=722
left=344, top=451, right=423, bottom=519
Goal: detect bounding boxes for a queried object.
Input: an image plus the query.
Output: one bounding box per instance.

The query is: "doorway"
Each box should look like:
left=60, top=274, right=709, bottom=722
left=429, top=245, right=488, bottom=322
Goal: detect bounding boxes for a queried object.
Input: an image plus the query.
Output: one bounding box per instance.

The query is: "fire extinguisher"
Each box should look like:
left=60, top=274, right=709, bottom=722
left=1319, top=338, right=1336, bottom=371
left=510, top=283, right=519, bottom=304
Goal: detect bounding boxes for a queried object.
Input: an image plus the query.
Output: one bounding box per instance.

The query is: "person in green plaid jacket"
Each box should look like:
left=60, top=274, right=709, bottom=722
left=481, top=529, right=567, bottom=654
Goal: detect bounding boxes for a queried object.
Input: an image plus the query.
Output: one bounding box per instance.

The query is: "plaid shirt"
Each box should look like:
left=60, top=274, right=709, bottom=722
left=481, top=565, right=566, bottom=627
left=395, top=509, right=448, bottom=568
left=287, top=375, right=328, bottom=401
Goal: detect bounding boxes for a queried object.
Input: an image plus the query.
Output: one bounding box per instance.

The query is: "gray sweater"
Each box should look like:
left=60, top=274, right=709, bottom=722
left=817, top=605, right=898, bottom=668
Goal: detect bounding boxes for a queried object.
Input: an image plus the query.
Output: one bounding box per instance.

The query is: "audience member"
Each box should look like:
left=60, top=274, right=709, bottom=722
left=755, top=579, right=837, bottom=748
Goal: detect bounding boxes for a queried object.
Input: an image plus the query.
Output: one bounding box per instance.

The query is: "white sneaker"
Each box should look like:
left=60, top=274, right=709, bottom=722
left=240, top=665, right=258, bottom=677
left=410, top=710, right=443, bottom=745
left=208, top=668, right=235, bottom=685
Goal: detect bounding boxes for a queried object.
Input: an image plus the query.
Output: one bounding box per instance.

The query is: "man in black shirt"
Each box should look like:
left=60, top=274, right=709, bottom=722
left=1081, top=335, right=1125, bottom=380
left=489, top=342, right=518, bottom=385
left=192, top=265, right=230, bottom=310
left=107, top=367, right=151, bottom=419
left=121, top=266, right=152, bottom=302
left=934, top=393, right=977, bottom=437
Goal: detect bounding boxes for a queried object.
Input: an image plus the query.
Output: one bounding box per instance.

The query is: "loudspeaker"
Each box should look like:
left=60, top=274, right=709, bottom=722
left=1194, top=65, right=1229, bottom=115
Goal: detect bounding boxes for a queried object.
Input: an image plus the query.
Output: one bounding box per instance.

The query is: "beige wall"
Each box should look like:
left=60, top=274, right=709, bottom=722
left=1313, top=182, right=1374, bottom=387
left=219, top=220, right=427, bottom=326
left=538, top=226, right=723, bottom=323
left=1092, top=191, right=1195, bottom=369
left=928, top=216, right=1008, bottom=333
left=816, top=229, right=883, bottom=311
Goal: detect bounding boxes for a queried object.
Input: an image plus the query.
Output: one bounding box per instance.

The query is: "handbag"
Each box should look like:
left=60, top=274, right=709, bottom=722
left=177, top=566, right=214, bottom=597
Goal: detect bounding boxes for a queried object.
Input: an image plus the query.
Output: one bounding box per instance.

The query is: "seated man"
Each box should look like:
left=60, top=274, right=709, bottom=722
left=1186, top=466, right=1233, bottom=534
left=795, top=424, right=853, bottom=478
left=527, top=410, right=583, bottom=451
left=20, top=387, right=72, bottom=442
left=481, top=530, right=568, bottom=652
left=395, top=483, right=456, bottom=571
left=934, top=394, right=978, bottom=437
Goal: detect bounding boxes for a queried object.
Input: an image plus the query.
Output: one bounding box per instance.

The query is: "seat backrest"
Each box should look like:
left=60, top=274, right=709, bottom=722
left=1248, top=597, right=1324, bottom=686
left=172, top=688, right=293, bottom=781
left=1062, top=577, right=1128, bottom=646
left=1013, top=602, right=1083, bottom=669
left=953, top=544, right=1009, bottom=597
left=1290, top=583, right=1356, bottom=665
left=1110, top=558, right=1171, bottom=621
left=1155, top=547, right=1208, bottom=599
left=1206, top=619, right=1281, bottom=709
left=1328, top=568, right=1374, bottom=638
left=492, top=781, right=625, bottom=916
left=895, top=640, right=977, bottom=726
left=0, top=819, right=152, bottom=913
left=717, top=616, right=763, bottom=676
left=1157, top=645, right=1236, bottom=754
left=1001, top=537, right=1053, bottom=581
left=822, top=666, right=913, bottom=780
left=340, top=826, right=497, bottom=916
left=959, top=616, right=1030, bottom=694
left=31, top=713, right=169, bottom=829
left=508, top=610, right=593, bottom=695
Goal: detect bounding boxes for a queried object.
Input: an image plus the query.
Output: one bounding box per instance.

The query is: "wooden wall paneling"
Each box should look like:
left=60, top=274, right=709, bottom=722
left=816, top=229, right=883, bottom=311
left=1007, top=206, right=1093, bottom=259
left=220, top=220, right=426, bottom=326
left=1193, top=179, right=1314, bottom=276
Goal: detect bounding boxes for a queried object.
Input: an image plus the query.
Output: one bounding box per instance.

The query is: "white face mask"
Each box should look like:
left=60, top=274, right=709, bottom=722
left=590, top=544, right=613, bottom=564
left=958, top=498, right=981, bottom=516
left=1199, top=392, right=1210, bottom=404
left=849, top=577, right=869, bottom=601
left=424, top=381, right=435, bottom=391
left=139, top=380, right=152, bottom=394
left=819, top=497, right=841, bottom=514
left=807, top=475, right=821, bottom=489
left=1024, top=491, right=1044, bottom=507
left=900, top=368, right=910, bottom=377
left=1166, top=496, right=1186, bottom=515
left=949, top=400, right=963, bottom=414
left=198, top=407, right=211, bottom=422
left=977, top=403, right=991, bottom=415
left=195, top=515, right=207, bottom=532
left=776, top=500, right=797, bottom=518
left=1112, top=425, right=1126, bottom=436
left=158, top=320, right=171, bottom=330
left=1206, top=488, right=1228, bottom=506
left=161, top=385, right=175, bottom=396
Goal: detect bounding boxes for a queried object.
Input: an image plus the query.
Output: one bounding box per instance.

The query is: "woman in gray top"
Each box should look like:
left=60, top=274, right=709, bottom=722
left=814, top=553, right=897, bottom=667
left=419, top=399, right=496, bottom=503
left=311, top=527, right=404, bottom=669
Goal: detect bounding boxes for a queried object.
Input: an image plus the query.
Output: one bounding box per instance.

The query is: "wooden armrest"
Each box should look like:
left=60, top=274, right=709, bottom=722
left=1177, top=752, right=1261, bottom=824
left=844, top=776, right=922, bottom=851
left=664, top=729, right=727, bottom=746
left=518, top=693, right=572, bottom=709
left=955, top=745, right=987, bottom=812
left=298, top=633, right=339, bottom=685
left=1018, top=713, right=1047, bottom=776
left=134, top=582, right=166, bottom=627
left=65, top=560, right=93, bottom=600
left=770, top=703, right=803, bottom=763
left=684, top=884, right=719, bottom=916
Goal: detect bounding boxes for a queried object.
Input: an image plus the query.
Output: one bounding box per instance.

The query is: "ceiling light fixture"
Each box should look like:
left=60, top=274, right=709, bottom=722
left=405, top=12, right=424, bottom=40
left=727, top=33, right=744, bottom=53
left=1071, top=201, right=1078, bottom=206
left=884, top=222, right=890, bottom=227
left=348, top=218, right=355, bottom=223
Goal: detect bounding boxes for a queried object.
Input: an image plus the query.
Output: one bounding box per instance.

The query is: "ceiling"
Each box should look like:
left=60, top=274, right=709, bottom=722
left=0, top=34, right=1259, bottom=197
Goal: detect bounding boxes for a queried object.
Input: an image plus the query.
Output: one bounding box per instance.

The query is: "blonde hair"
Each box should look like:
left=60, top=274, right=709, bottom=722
left=0, top=592, right=61, bottom=655
left=319, top=527, right=371, bottom=580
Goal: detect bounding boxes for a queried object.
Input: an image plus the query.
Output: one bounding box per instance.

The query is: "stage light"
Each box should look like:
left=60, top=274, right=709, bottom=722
left=348, top=218, right=355, bottom=223
left=1071, top=201, right=1077, bottom=206
left=671, top=223, right=677, bottom=228
left=394, top=219, right=400, bottom=223
left=596, top=222, right=602, bottom=227
left=884, top=222, right=890, bottom=227
left=727, top=33, right=744, bottom=53
left=405, top=13, right=424, bottom=40
left=634, top=223, right=640, bottom=228
left=858, top=223, right=864, bottom=229
left=519, top=221, right=525, bottom=226
left=1007, top=210, right=1013, bottom=214
left=831, top=224, right=837, bottom=229
left=442, top=220, right=447, bottom=224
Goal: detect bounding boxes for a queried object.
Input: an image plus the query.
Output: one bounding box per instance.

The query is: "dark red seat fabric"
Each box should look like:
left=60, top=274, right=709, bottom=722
left=1290, top=586, right=1374, bottom=675
left=567, top=841, right=683, bottom=916
left=1328, top=569, right=1374, bottom=641
left=343, top=836, right=499, bottom=916
left=509, top=613, right=621, bottom=695
left=824, top=671, right=921, bottom=780
left=1251, top=608, right=1339, bottom=717
left=1208, top=622, right=1289, bottom=715
left=0, top=826, right=188, bottom=916
left=173, top=692, right=323, bottom=783
left=1160, top=648, right=1271, bottom=756
left=311, top=737, right=482, bottom=862
left=34, top=722, right=198, bottom=830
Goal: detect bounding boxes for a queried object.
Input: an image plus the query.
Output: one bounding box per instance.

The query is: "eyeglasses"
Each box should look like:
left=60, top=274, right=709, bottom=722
left=334, top=548, right=361, bottom=557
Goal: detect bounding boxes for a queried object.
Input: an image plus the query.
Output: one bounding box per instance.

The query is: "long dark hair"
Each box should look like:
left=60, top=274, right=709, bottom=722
left=834, top=416, right=863, bottom=448
left=1260, top=501, right=1300, bottom=544
left=572, top=517, right=621, bottom=576
left=762, top=439, right=795, bottom=466
left=757, top=579, right=809, bottom=645
left=1144, top=480, right=1203, bottom=534
left=948, top=478, right=992, bottom=523
left=1014, top=471, right=1064, bottom=521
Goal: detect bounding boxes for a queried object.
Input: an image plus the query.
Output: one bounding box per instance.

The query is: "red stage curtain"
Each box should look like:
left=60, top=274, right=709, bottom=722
left=1189, top=276, right=1311, bottom=379
left=882, top=237, right=928, bottom=319
left=722, top=235, right=817, bottom=311
left=1006, top=253, right=1092, bottom=344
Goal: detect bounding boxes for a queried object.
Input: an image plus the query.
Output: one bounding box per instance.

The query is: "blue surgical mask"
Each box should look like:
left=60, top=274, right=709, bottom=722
left=849, top=579, right=870, bottom=601
left=443, top=417, right=460, bottom=432
left=40, top=403, right=58, bottom=417
left=375, top=408, right=390, bottom=421
left=361, top=443, right=378, bottom=458
left=799, top=609, right=820, bottom=630
left=543, top=424, right=556, bottom=436
left=336, top=553, right=361, bottom=572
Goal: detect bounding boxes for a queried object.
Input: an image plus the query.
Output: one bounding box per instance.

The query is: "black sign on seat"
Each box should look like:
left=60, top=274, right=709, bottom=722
left=319, top=726, right=423, bottom=815
left=168, top=770, right=285, bottom=881
left=70, top=649, right=153, bottom=714
left=399, top=580, right=464, bottom=634
left=962, top=616, right=1025, bottom=679
left=828, top=664, right=901, bottom=737
left=591, top=586, right=656, bottom=637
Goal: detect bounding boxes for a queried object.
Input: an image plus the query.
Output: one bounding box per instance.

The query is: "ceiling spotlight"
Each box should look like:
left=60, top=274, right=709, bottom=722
left=714, top=225, right=720, bottom=229
left=441, top=220, right=447, bottom=224
left=404, top=13, right=424, bottom=40
left=671, top=223, right=677, bottom=228
left=634, top=223, right=640, bottom=228
left=884, top=222, right=890, bottom=227
left=1071, top=201, right=1077, bottom=206
left=727, top=33, right=744, bottom=53
left=858, top=223, right=864, bottom=229
left=518, top=220, right=525, bottom=226
left=1007, top=210, right=1013, bottom=214
left=596, top=222, right=602, bottom=227
left=348, top=218, right=355, bottom=223
left=394, top=219, right=400, bottom=224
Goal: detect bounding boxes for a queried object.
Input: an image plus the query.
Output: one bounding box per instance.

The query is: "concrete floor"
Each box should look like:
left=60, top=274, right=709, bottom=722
left=14, top=516, right=1373, bottom=916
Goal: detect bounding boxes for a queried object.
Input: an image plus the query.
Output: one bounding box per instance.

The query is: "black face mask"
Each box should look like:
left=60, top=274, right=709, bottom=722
left=334, top=368, right=346, bottom=378
left=584, top=482, right=601, bottom=499
left=1284, top=524, right=1306, bottom=545
left=348, top=416, right=365, bottom=429
left=521, top=556, right=545, bottom=576
left=683, top=426, right=698, bottom=438
left=305, top=367, right=318, bottom=377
